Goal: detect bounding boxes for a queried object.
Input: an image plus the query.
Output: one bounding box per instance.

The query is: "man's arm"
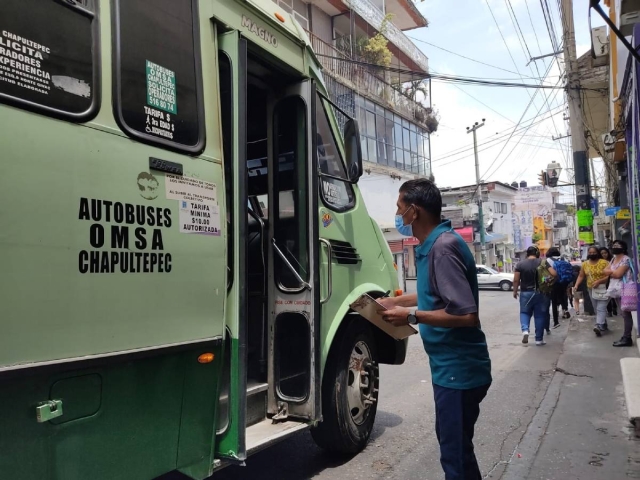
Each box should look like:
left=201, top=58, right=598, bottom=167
left=414, top=309, right=478, bottom=328
left=381, top=251, right=478, bottom=328
left=513, top=271, right=521, bottom=299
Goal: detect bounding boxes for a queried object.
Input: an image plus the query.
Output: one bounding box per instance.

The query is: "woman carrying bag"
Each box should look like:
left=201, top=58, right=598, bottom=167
left=604, top=240, right=636, bottom=347
left=600, top=247, right=618, bottom=317
left=574, top=246, right=611, bottom=337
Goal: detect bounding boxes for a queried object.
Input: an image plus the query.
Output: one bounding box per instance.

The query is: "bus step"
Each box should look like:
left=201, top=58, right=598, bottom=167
left=246, top=381, right=268, bottom=427
left=246, top=419, right=310, bottom=456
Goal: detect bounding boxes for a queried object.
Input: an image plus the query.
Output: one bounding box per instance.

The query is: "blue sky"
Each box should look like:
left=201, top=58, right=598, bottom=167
left=410, top=0, right=605, bottom=197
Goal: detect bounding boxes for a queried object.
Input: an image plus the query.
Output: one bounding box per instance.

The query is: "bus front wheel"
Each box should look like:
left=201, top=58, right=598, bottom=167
left=311, top=320, right=379, bottom=454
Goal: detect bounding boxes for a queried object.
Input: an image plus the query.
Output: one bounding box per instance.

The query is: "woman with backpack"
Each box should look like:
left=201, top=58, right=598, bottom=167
left=546, top=247, right=572, bottom=329
left=604, top=240, right=634, bottom=347
left=574, top=246, right=611, bottom=337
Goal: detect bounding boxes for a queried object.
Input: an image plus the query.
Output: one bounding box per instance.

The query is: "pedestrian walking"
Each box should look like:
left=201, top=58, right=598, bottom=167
left=378, top=178, right=491, bottom=480
left=574, top=246, right=610, bottom=336
left=546, top=247, right=572, bottom=329
left=513, top=246, right=549, bottom=345
left=600, top=247, right=618, bottom=317
left=604, top=240, right=635, bottom=347
left=569, top=261, right=584, bottom=314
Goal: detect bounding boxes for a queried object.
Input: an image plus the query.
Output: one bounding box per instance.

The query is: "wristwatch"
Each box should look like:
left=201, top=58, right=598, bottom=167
left=407, top=310, right=418, bottom=325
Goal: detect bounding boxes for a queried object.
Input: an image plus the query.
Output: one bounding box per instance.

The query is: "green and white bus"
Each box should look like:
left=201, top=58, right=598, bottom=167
left=0, top=1, right=406, bottom=478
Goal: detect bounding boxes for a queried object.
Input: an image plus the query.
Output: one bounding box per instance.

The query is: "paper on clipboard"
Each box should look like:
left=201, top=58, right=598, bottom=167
left=350, top=294, right=417, bottom=340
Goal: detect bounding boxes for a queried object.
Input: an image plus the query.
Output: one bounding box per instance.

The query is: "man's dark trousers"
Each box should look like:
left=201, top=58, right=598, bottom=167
left=433, top=382, right=491, bottom=480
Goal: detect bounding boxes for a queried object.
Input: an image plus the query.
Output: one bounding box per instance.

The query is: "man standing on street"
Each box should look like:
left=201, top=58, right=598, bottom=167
left=378, top=179, right=492, bottom=480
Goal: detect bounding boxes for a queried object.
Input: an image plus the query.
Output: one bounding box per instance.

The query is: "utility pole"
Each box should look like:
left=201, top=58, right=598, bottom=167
left=561, top=0, right=594, bottom=314
left=467, top=120, right=486, bottom=265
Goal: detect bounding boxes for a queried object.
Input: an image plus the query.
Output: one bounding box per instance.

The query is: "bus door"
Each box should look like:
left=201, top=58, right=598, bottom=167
left=267, top=80, right=321, bottom=422
left=215, top=30, right=249, bottom=461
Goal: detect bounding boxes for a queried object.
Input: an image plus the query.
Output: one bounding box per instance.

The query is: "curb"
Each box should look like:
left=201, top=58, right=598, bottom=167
left=621, top=357, right=640, bottom=437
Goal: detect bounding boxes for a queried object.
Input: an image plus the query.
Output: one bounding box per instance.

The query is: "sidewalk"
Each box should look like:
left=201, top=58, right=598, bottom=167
left=503, top=313, right=640, bottom=479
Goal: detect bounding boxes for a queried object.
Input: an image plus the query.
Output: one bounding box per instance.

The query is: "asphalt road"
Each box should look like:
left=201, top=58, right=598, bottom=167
left=213, top=289, right=568, bottom=480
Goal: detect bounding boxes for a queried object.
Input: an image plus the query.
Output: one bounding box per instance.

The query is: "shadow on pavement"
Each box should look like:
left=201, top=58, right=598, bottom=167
left=159, top=410, right=403, bottom=480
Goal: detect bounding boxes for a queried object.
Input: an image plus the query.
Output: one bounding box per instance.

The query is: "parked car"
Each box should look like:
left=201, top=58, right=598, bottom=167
left=476, top=265, right=514, bottom=291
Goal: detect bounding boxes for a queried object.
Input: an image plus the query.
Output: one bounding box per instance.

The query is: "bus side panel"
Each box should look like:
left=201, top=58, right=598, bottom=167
left=0, top=107, right=226, bottom=366
left=0, top=342, right=222, bottom=480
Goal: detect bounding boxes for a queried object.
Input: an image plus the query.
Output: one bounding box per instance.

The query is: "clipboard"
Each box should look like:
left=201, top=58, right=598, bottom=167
left=350, top=293, right=418, bottom=340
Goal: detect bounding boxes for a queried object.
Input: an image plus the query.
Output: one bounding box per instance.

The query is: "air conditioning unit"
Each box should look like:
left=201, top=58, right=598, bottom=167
left=620, top=0, right=640, bottom=36
left=591, top=26, right=609, bottom=57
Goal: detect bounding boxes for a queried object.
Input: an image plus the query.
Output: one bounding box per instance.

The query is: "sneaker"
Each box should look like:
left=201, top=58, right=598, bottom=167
left=546, top=329, right=551, bottom=335
left=522, top=331, right=529, bottom=344
left=536, top=340, right=546, bottom=346
left=553, top=323, right=561, bottom=329
left=594, top=326, right=602, bottom=337
left=562, top=311, right=571, bottom=319
left=613, top=337, right=633, bottom=347
left=602, top=324, right=609, bottom=331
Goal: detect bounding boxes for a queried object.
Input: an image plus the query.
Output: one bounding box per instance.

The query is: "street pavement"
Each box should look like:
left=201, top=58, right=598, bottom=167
left=207, top=289, right=640, bottom=480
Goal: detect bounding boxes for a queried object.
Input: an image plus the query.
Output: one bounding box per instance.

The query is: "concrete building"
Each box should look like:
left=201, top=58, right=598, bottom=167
left=273, top=0, right=433, bottom=284
left=440, top=182, right=518, bottom=271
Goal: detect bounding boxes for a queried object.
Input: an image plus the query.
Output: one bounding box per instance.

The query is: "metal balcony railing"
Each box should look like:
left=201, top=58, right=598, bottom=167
left=343, top=0, right=429, bottom=72
left=306, top=30, right=431, bottom=127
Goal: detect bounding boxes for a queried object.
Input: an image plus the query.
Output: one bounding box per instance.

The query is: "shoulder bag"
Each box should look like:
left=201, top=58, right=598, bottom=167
left=591, top=284, right=609, bottom=301
left=621, top=263, right=638, bottom=312
left=606, top=259, right=623, bottom=299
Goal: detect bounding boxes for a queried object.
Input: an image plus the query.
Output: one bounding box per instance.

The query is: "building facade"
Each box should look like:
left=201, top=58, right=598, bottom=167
left=512, top=186, right=575, bottom=259
left=441, top=182, right=517, bottom=270
left=272, top=0, right=433, bottom=284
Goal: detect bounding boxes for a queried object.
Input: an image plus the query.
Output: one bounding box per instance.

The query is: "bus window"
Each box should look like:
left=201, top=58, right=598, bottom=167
left=315, top=93, right=355, bottom=211
left=0, top=0, right=99, bottom=120
left=113, top=0, right=204, bottom=153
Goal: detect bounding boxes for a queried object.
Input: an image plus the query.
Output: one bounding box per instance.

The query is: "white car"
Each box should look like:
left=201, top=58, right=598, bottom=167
left=476, top=265, right=514, bottom=291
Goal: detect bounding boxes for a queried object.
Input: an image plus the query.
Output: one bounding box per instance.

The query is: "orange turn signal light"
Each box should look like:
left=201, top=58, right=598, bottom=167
left=198, top=353, right=215, bottom=364
left=394, top=289, right=403, bottom=297
left=275, top=12, right=285, bottom=22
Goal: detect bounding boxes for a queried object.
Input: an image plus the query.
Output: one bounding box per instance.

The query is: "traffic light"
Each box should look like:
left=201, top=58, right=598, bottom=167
left=538, top=170, right=547, bottom=186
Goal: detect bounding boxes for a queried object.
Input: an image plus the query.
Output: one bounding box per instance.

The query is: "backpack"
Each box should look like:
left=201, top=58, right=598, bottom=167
left=536, top=259, right=556, bottom=295
left=553, top=259, right=573, bottom=285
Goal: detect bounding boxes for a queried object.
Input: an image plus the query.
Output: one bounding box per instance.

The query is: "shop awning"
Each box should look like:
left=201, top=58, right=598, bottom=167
left=454, top=227, right=474, bottom=243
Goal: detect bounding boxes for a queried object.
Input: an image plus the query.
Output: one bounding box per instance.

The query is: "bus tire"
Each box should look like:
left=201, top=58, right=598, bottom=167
left=311, top=319, right=379, bottom=454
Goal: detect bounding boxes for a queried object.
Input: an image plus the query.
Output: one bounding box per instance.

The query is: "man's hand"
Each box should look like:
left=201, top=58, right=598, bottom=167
left=378, top=306, right=411, bottom=327
left=376, top=296, right=399, bottom=310
left=513, top=290, right=518, bottom=300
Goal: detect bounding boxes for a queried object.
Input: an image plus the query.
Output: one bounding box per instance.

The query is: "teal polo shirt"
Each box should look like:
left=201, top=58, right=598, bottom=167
left=416, top=221, right=492, bottom=390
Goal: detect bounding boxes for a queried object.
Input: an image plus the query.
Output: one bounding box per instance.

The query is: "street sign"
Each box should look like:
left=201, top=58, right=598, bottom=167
left=617, top=209, right=631, bottom=219
left=605, top=206, right=621, bottom=216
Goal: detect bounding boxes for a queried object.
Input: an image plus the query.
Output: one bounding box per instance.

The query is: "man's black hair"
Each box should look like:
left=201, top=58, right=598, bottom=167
left=526, top=245, right=540, bottom=257
left=612, top=239, right=629, bottom=254
left=399, top=178, right=442, bottom=220
left=547, top=247, right=561, bottom=257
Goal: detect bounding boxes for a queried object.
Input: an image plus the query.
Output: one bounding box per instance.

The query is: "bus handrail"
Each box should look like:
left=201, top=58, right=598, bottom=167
left=271, top=238, right=312, bottom=291
left=319, top=238, right=333, bottom=304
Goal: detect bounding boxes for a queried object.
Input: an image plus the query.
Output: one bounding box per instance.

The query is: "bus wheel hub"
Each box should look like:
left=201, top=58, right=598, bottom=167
left=347, top=340, right=376, bottom=425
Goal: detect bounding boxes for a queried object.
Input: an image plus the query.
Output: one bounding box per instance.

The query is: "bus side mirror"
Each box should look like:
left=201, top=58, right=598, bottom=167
left=344, top=118, right=363, bottom=183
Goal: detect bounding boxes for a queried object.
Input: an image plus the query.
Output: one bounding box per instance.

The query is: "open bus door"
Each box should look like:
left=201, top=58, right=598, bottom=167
left=267, top=79, right=321, bottom=423
left=215, top=27, right=321, bottom=462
